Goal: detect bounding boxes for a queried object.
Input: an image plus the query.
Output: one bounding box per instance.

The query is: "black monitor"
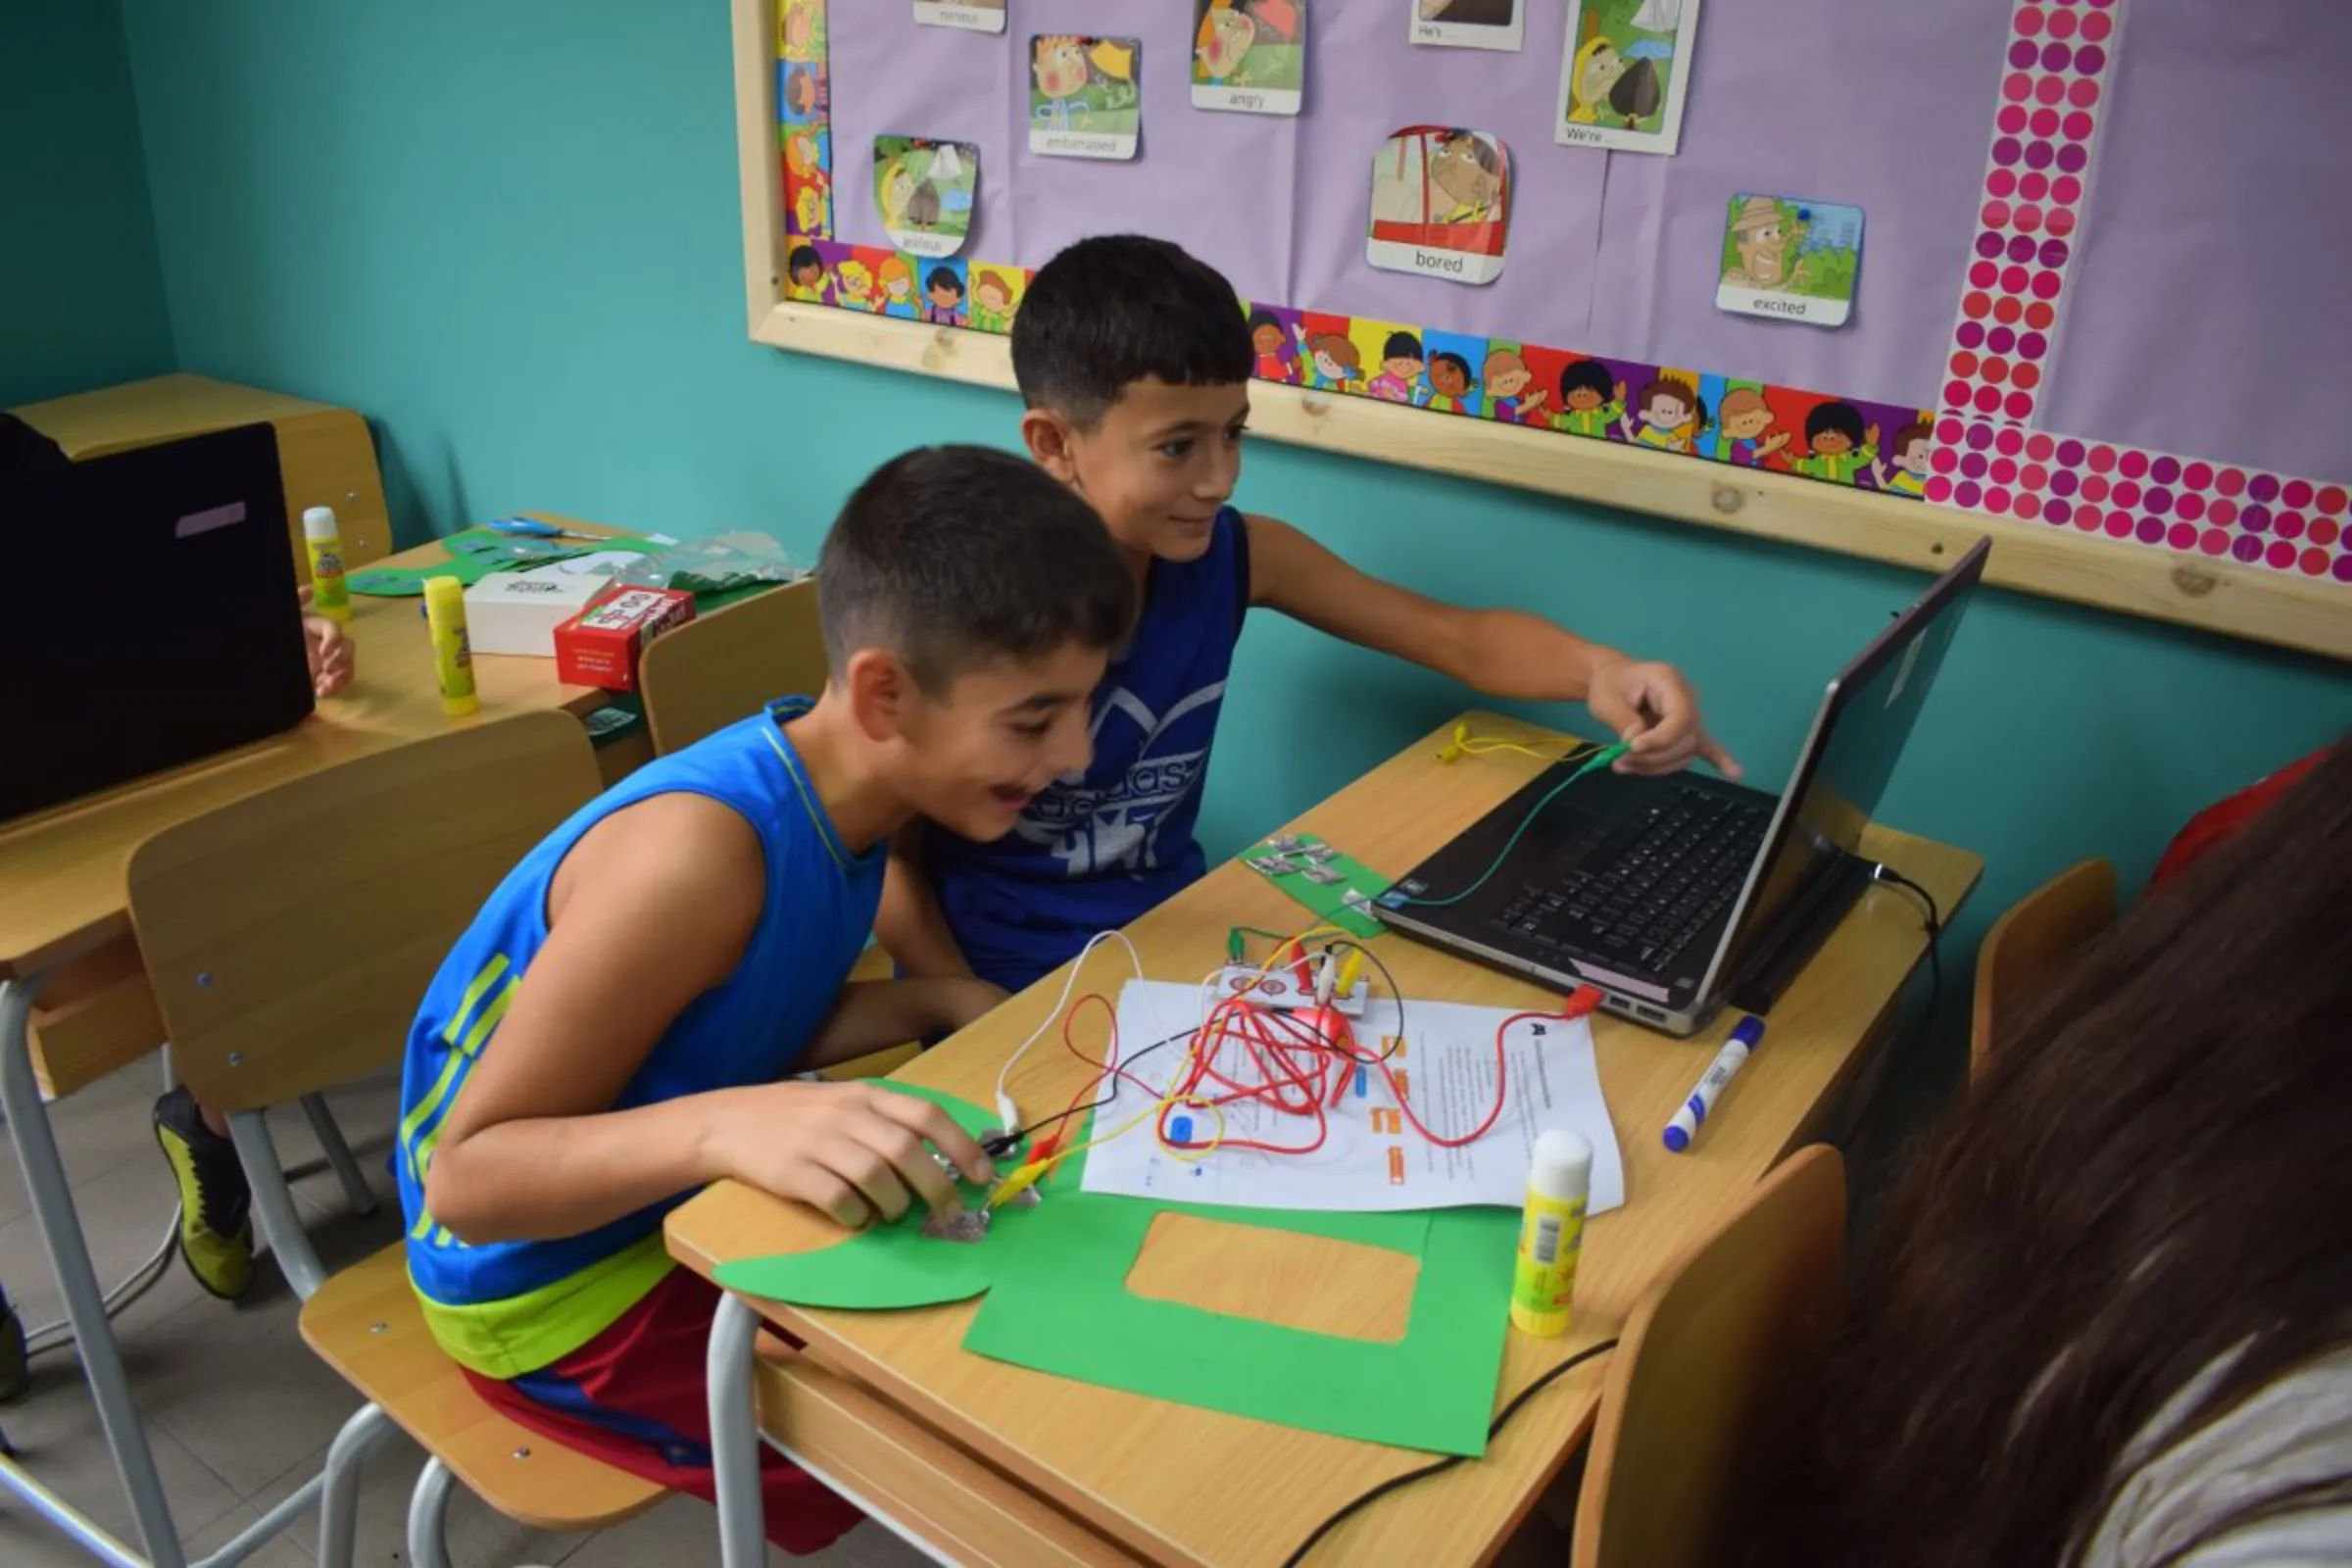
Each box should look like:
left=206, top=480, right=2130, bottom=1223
left=4, top=424, right=315, bottom=822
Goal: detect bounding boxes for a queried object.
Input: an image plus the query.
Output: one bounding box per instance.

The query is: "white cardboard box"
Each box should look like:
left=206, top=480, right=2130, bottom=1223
left=464, top=550, right=651, bottom=658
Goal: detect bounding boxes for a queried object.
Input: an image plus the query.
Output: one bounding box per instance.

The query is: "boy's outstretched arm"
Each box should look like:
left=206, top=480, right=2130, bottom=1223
left=1245, top=514, right=1740, bottom=779
left=876, top=820, right=981, bottom=980
left=422, top=795, right=994, bottom=1244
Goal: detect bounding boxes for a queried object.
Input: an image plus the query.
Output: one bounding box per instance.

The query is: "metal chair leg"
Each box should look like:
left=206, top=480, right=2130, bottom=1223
left=318, top=1403, right=398, bottom=1568
left=406, top=1455, right=458, bottom=1568
left=300, top=1093, right=379, bottom=1217
left=226, top=1111, right=327, bottom=1302
left=708, top=1291, right=767, bottom=1568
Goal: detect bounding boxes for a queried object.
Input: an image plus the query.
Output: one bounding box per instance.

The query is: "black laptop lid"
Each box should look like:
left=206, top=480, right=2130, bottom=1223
left=4, top=424, right=314, bottom=822
left=1700, top=537, right=1989, bottom=999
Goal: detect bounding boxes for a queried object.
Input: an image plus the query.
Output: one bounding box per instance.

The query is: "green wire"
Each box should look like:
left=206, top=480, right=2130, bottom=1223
left=1395, top=741, right=1630, bottom=909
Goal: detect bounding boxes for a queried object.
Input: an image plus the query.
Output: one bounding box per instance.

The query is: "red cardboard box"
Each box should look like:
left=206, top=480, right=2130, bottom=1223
left=553, top=584, right=697, bottom=692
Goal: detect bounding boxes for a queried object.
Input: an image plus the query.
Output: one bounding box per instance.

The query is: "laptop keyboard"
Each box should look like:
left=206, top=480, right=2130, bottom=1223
left=1490, top=786, right=1771, bottom=973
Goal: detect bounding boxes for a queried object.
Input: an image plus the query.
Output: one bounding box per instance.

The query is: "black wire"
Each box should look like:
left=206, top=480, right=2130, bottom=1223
left=983, top=1028, right=1195, bottom=1156
left=1278, top=1338, right=1622, bottom=1568
left=1873, top=863, right=1945, bottom=1018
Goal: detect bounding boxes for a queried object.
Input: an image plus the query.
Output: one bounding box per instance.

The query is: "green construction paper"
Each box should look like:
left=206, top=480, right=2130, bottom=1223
left=346, top=528, right=629, bottom=597
left=964, top=1140, right=1518, bottom=1457
left=713, top=1091, right=1520, bottom=1455
left=1245, top=832, right=1392, bottom=940
left=711, top=1084, right=1029, bottom=1311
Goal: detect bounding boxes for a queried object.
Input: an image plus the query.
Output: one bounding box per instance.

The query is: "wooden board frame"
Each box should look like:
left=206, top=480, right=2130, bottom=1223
left=728, top=0, right=2349, bottom=662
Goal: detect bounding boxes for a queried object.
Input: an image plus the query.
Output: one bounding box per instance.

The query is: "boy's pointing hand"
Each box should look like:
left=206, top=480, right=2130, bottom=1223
left=1587, top=657, right=1740, bottom=781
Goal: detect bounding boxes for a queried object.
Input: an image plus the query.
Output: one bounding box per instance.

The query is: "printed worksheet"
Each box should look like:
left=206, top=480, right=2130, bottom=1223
left=1078, top=980, right=1625, bottom=1214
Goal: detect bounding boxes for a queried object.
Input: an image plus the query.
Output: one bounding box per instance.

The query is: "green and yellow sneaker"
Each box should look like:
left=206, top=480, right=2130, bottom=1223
left=153, top=1086, right=254, bottom=1300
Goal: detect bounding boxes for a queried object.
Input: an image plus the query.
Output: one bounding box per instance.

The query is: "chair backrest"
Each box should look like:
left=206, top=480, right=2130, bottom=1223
left=1971, top=858, right=2115, bottom=1084
left=126, top=711, right=603, bottom=1115
left=638, top=580, right=827, bottom=755
left=1572, top=1145, right=1846, bottom=1568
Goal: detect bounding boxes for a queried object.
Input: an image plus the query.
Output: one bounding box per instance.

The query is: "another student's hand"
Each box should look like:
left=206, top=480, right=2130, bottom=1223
left=709, top=1080, right=997, bottom=1230
left=297, top=587, right=356, bottom=699
left=1586, top=657, right=1741, bottom=780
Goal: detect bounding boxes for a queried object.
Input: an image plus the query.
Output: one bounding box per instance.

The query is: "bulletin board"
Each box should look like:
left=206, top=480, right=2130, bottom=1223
left=731, top=0, right=2352, bottom=660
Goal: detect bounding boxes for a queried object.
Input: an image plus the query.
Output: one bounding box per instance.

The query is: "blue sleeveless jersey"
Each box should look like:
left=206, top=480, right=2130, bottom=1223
left=927, top=507, right=1250, bottom=991
left=397, top=700, right=883, bottom=1378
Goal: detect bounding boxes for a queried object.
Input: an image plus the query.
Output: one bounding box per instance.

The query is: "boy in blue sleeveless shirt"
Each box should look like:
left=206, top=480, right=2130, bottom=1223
left=395, top=448, right=1132, bottom=1552
left=883, top=235, right=1739, bottom=994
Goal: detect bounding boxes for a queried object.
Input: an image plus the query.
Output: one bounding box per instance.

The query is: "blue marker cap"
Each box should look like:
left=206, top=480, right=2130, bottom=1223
left=1732, top=1015, right=1766, bottom=1049
left=1661, top=1124, right=1690, bottom=1153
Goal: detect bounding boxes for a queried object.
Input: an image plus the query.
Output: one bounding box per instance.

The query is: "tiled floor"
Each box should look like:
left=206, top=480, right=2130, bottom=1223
left=0, top=1055, right=932, bottom=1568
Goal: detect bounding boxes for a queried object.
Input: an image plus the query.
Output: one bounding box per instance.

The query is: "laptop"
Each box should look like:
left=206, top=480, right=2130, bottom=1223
left=4, top=424, right=315, bottom=823
left=1378, top=537, right=1989, bottom=1037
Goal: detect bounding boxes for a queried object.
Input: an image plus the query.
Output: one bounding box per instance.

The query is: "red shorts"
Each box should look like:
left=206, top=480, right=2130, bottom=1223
left=463, top=1267, right=862, bottom=1556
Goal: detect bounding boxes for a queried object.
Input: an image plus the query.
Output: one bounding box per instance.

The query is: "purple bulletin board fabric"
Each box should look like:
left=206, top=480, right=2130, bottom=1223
left=825, top=0, right=2010, bottom=412
left=2033, top=0, right=2352, bottom=482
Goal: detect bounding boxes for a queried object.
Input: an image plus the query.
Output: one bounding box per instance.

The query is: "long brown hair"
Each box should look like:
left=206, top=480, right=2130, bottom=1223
left=1753, top=740, right=2352, bottom=1567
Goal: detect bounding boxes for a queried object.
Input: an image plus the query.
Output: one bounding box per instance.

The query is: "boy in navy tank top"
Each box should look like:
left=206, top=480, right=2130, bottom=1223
left=394, top=448, right=1132, bottom=1552
left=884, top=235, right=1740, bottom=995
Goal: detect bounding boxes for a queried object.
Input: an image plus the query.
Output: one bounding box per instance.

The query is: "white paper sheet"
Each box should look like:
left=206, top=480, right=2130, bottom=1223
left=1077, top=979, right=1625, bottom=1215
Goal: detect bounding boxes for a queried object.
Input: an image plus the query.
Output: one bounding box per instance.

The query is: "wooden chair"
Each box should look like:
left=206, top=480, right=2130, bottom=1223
left=638, top=579, right=827, bottom=756
left=125, top=712, right=666, bottom=1568
left=1571, top=1146, right=1846, bottom=1568
left=1971, top=858, right=2115, bottom=1083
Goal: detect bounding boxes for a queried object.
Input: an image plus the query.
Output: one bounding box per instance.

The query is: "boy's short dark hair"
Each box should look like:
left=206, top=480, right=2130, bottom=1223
left=1011, top=235, right=1252, bottom=428
left=1806, top=400, right=1867, bottom=446
left=925, top=266, right=964, bottom=296
left=1383, top=330, right=1423, bottom=361
left=788, top=244, right=822, bottom=277
left=817, top=446, right=1135, bottom=693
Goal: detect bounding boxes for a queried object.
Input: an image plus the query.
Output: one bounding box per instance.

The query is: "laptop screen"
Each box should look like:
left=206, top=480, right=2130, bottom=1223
left=1704, top=538, right=1988, bottom=998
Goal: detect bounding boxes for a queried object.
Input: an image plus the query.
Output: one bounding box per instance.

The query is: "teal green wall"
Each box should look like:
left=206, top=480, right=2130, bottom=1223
left=0, top=0, right=173, bottom=407
left=118, top=3, right=2351, bottom=1076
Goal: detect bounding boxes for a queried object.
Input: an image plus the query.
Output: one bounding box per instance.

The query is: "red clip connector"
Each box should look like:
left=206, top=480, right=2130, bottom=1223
left=1560, top=986, right=1605, bottom=1021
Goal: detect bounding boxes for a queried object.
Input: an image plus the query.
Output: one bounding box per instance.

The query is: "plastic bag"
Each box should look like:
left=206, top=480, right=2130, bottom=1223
left=612, top=532, right=808, bottom=598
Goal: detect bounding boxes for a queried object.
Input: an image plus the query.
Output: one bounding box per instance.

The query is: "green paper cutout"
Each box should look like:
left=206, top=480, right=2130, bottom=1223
left=1245, top=832, right=1392, bottom=939
left=967, top=1140, right=1516, bottom=1457
left=347, top=529, right=621, bottom=597
left=715, top=1090, right=1518, bottom=1455
left=711, top=1084, right=1029, bottom=1311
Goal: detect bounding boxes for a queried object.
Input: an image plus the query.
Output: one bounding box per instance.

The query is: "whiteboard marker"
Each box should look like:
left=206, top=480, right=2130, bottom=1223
left=1662, top=1017, right=1766, bottom=1153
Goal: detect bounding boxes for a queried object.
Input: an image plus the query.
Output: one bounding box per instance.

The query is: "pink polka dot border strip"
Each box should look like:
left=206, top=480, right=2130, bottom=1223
left=1933, top=0, right=2350, bottom=586
left=1929, top=419, right=2352, bottom=582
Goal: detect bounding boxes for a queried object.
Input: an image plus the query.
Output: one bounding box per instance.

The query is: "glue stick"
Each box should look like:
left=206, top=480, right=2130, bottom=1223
left=301, top=506, right=351, bottom=621
left=1510, top=1130, right=1592, bottom=1338
left=422, top=575, right=478, bottom=716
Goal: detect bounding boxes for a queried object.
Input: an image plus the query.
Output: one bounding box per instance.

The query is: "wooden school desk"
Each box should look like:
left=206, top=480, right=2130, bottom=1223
left=0, top=514, right=645, bottom=1568
left=667, top=712, right=1983, bottom=1568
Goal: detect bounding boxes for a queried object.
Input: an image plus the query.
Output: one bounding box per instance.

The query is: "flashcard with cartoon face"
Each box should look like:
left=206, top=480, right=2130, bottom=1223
left=1194, top=0, right=1305, bottom=116
left=1557, top=0, right=1702, bottom=155
left=1367, top=127, right=1511, bottom=285
left=874, top=136, right=978, bottom=258
left=1031, top=35, right=1142, bottom=160
left=1717, top=194, right=1862, bottom=327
